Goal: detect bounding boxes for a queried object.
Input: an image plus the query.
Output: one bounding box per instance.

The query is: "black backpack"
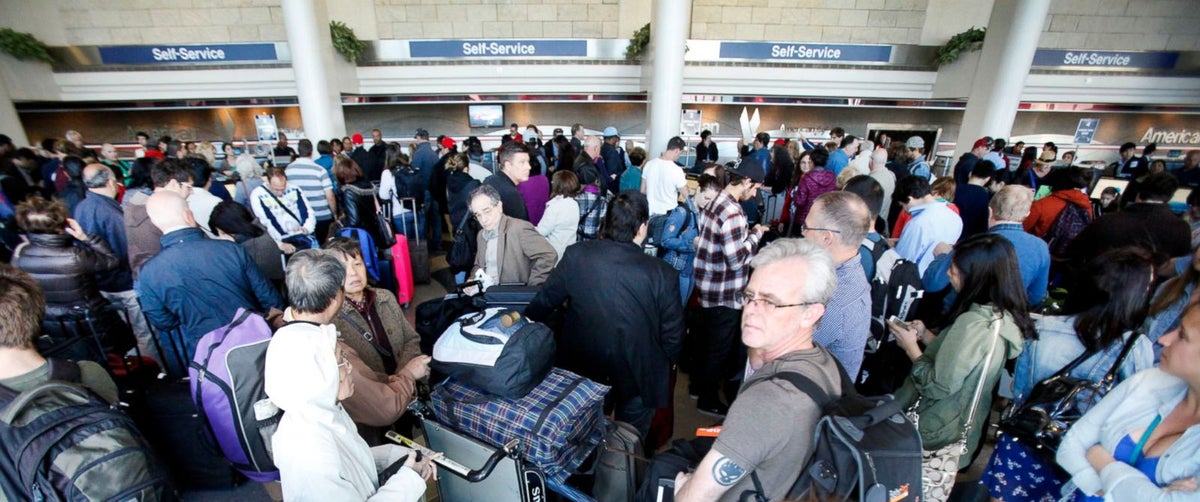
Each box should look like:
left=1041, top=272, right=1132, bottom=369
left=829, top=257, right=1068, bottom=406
left=1044, top=202, right=1091, bottom=258
left=856, top=236, right=925, bottom=395
left=0, top=359, right=175, bottom=501
left=744, top=364, right=923, bottom=502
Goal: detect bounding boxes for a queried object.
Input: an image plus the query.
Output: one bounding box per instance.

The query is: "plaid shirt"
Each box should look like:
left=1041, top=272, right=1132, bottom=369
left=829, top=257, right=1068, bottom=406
left=575, top=189, right=608, bottom=240
left=694, top=190, right=761, bottom=309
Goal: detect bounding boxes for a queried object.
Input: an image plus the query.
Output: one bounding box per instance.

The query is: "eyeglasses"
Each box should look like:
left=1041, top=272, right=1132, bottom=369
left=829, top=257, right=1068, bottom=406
left=471, top=204, right=499, bottom=220
left=800, top=223, right=841, bottom=234
left=736, top=291, right=816, bottom=312
left=336, top=353, right=350, bottom=371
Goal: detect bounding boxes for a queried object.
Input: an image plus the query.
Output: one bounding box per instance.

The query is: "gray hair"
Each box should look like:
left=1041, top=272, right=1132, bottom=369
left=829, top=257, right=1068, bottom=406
left=750, top=238, right=838, bottom=305
left=811, top=191, right=870, bottom=248
left=584, top=135, right=602, bottom=149
left=870, top=148, right=888, bottom=167
left=990, top=185, right=1033, bottom=222
left=469, top=184, right=502, bottom=206
left=285, top=249, right=347, bottom=314
left=235, top=152, right=263, bottom=180
left=82, top=166, right=111, bottom=188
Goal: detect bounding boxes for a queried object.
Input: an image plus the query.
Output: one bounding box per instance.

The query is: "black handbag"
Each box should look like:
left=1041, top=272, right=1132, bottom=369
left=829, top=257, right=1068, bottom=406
left=448, top=213, right=479, bottom=274
left=998, top=331, right=1142, bottom=453
left=375, top=209, right=397, bottom=248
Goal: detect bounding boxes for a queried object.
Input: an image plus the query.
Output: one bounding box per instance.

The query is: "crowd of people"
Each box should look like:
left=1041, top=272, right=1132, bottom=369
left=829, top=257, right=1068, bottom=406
left=0, top=124, right=1199, bottom=502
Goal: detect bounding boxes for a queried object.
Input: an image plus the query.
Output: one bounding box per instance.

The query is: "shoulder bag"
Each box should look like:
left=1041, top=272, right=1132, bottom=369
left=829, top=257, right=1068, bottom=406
left=997, top=331, right=1142, bottom=454
left=906, top=314, right=1002, bottom=502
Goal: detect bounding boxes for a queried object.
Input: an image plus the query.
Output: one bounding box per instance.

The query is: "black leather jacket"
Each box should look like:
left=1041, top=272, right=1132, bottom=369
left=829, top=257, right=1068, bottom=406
left=15, top=233, right=119, bottom=316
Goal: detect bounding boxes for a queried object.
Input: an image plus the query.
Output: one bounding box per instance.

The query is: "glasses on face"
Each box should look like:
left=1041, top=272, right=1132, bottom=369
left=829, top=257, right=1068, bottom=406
left=736, top=290, right=815, bottom=312
left=472, top=203, right=499, bottom=220
left=800, top=223, right=841, bottom=235
left=337, top=353, right=350, bottom=371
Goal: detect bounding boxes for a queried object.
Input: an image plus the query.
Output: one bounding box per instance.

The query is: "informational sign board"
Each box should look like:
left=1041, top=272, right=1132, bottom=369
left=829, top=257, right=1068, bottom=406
left=715, top=42, right=892, bottom=63
left=98, top=44, right=279, bottom=64
left=681, top=109, right=702, bottom=136
left=1074, top=118, right=1100, bottom=144
left=1032, top=50, right=1179, bottom=70
left=409, top=40, right=588, bottom=58
left=255, top=114, right=278, bottom=144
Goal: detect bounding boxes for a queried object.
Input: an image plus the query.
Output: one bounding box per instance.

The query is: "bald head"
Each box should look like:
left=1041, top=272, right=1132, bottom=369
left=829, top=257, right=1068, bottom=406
left=870, top=148, right=887, bottom=170
left=147, top=191, right=195, bottom=232
left=83, top=163, right=117, bottom=196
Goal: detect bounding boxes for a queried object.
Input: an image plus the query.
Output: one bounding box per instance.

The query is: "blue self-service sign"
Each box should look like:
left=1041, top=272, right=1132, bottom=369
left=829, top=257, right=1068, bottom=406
left=98, top=44, right=279, bottom=64
left=409, top=40, right=588, bottom=58
left=717, top=42, right=892, bottom=63
left=1032, top=50, right=1179, bottom=70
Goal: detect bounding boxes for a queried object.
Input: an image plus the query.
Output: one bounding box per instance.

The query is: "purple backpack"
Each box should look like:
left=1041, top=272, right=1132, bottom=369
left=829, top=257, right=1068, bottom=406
left=188, top=308, right=281, bottom=482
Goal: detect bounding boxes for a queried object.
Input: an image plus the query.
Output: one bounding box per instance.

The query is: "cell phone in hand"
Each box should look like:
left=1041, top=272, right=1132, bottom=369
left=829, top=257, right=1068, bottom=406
left=886, top=315, right=908, bottom=333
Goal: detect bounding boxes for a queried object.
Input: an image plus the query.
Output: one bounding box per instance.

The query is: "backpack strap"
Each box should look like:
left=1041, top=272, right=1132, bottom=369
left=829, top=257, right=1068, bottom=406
left=47, top=358, right=83, bottom=384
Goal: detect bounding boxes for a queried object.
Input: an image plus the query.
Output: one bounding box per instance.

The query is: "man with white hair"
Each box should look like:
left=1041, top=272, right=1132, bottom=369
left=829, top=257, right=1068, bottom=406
left=99, top=143, right=128, bottom=182
left=849, top=139, right=874, bottom=175
left=137, top=191, right=283, bottom=373
left=673, top=239, right=843, bottom=502
left=867, top=148, right=895, bottom=221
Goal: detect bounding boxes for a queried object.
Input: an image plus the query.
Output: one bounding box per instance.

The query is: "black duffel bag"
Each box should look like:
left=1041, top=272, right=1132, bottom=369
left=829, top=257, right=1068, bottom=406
left=430, top=307, right=555, bottom=399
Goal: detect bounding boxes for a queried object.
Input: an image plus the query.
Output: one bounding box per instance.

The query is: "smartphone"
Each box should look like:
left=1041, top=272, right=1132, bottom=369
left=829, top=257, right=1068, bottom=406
left=886, top=315, right=908, bottom=333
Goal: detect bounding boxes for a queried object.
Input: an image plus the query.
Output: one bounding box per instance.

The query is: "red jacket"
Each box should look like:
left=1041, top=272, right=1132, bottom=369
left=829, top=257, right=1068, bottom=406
left=1024, top=189, right=1093, bottom=238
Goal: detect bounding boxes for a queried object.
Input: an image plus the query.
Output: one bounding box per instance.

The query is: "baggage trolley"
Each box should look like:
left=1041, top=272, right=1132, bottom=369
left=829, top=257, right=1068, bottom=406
left=399, top=400, right=595, bottom=502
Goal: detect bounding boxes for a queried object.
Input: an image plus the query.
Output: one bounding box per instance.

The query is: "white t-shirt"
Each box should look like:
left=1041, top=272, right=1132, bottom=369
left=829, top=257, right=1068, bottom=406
left=642, top=157, right=686, bottom=216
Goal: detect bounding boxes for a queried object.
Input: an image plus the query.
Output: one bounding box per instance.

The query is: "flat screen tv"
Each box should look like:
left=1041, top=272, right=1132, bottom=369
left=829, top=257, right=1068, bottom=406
left=468, top=104, right=504, bottom=128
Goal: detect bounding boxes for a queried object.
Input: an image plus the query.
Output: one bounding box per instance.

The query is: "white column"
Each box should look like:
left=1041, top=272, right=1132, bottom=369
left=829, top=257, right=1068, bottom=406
left=0, top=76, right=29, bottom=147
left=645, top=0, right=692, bottom=156
left=282, top=0, right=346, bottom=141
left=955, top=0, right=1050, bottom=155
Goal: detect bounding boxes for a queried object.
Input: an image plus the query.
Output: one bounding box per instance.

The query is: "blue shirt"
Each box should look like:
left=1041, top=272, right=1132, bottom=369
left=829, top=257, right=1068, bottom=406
left=907, top=159, right=932, bottom=181
left=827, top=149, right=850, bottom=175
left=813, top=254, right=872, bottom=377
left=895, top=201, right=962, bottom=276
left=315, top=154, right=337, bottom=191
left=923, top=223, right=1050, bottom=306
left=1012, top=315, right=1153, bottom=406
left=73, top=192, right=133, bottom=292
left=137, top=227, right=283, bottom=358
left=411, top=142, right=439, bottom=186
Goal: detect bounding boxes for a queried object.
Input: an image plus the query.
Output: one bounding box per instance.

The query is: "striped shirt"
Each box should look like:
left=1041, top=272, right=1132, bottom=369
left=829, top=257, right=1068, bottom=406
left=285, top=158, right=334, bottom=221
left=693, top=190, right=761, bottom=309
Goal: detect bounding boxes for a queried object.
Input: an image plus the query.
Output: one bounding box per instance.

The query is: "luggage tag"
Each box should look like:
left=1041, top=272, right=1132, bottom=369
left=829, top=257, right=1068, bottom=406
left=695, top=426, right=722, bottom=438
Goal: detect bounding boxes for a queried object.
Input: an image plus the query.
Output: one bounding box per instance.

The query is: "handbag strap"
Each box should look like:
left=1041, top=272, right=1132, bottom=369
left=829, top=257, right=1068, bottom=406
left=961, top=313, right=1003, bottom=440
left=265, top=187, right=303, bottom=227
left=337, top=310, right=397, bottom=373
left=1100, top=330, right=1143, bottom=385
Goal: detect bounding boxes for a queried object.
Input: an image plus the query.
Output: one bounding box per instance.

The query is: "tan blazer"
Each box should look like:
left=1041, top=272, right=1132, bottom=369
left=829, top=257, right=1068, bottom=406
left=473, top=215, right=558, bottom=286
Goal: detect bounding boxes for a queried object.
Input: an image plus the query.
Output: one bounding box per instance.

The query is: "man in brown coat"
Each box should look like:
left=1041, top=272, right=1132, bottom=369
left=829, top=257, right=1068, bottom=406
left=123, top=159, right=193, bottom=279
left=469, top=184, right=557, bottom=287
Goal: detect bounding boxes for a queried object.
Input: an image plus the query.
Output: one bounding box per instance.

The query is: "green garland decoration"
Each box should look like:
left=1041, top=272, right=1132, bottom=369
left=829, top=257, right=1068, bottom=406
left=625, top=23, right=650, bottom=61
left=329, top=21, right=366, bottom=64
left=934, top=27, right=986, bottom=66
left=0, top=28, right=54, bottom=63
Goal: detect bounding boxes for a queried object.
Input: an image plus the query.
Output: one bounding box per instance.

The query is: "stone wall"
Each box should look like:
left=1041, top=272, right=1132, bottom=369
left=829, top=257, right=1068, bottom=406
left=1039, top=0, right=1200, bottom=51
left=54, top=0, right=287, bottom=45
left=373, top=0, right=622, bottom=39
left=689, top=0, right=928, bottom=45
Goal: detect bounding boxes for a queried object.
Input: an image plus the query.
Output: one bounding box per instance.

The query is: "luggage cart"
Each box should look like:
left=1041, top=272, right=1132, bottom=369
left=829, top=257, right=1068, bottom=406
left=399, top=400, right=595, bottom=502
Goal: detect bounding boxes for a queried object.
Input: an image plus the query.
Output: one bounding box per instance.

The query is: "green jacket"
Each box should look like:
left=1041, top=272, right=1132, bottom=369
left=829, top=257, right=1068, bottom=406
left=894, top=303, right=1024, bottom=466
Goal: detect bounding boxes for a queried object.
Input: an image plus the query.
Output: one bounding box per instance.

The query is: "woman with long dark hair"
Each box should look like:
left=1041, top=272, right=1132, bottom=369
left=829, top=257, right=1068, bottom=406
left=890, top=233, right=1035, bottom=498
left=55, top=155, right=88, bottom=215
left=982, top=247, right=1157, bottom=501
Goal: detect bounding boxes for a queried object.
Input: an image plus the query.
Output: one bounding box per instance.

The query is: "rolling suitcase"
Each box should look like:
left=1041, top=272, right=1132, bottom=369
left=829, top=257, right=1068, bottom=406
left=391, top=234, right=416, bottom=307
left=396, top=197, right=431, bottom=284
left=133, top=325, right=242, bottom=490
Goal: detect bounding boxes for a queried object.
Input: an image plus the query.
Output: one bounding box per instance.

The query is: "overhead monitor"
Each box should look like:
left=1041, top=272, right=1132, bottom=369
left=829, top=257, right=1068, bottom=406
left=468, top=104, right=504, bottom=128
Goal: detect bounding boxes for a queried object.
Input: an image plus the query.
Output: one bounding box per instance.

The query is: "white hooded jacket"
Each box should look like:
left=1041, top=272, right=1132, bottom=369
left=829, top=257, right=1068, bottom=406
left=265, top=320, right=425, bottom=501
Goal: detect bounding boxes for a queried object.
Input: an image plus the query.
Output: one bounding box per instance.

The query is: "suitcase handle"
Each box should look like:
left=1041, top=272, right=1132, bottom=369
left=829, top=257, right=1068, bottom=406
left=386, top=431, right=518, bottom=482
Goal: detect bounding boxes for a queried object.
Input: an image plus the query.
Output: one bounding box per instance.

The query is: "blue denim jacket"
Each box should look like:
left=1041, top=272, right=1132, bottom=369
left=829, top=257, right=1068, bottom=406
left=1011, top=315, right=1154, bottom=406
left=660, top=198, right=698, bottom=276
left=1057, top=368, right=1200, bottom=500
left=1143, top=255, right=1193, bottom=362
